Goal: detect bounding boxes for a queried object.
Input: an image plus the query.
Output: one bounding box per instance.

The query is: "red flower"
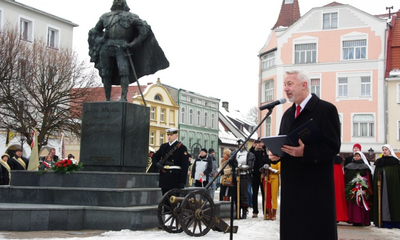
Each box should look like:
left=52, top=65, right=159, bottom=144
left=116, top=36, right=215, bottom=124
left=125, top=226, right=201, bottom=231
left=63, top=164, right=67, bottom=167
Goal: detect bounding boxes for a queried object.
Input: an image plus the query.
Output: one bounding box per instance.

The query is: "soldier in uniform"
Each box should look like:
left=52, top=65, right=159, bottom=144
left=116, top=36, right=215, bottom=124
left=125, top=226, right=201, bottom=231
left=152, top=128, right=189, bottom=195
left=88, top=0, right=169, bottom=101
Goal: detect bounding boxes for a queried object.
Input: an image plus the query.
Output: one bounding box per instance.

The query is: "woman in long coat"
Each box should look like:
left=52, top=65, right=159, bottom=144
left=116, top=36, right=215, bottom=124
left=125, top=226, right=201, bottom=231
left=344, top=151, right=373, bottom=226
left=371, top=144, right=400, bottom=228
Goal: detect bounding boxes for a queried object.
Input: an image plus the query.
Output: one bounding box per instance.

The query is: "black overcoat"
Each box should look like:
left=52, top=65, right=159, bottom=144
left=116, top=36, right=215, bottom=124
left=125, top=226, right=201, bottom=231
left=279, top=94, right=340, bottom=240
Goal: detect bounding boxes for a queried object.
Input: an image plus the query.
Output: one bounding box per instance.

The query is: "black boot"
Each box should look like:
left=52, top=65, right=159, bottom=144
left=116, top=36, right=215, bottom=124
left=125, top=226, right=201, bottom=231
left=241, top=207, right=248, bottom=219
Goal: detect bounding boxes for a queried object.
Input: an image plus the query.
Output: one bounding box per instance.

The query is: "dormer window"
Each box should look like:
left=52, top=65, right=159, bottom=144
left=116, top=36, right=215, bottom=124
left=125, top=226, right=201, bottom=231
left=154, top=94, right=162, bottom=101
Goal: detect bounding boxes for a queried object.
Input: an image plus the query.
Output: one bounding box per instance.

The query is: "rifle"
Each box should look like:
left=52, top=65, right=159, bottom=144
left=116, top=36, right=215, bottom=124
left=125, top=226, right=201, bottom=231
left=156, top=142, right=183, bottom=170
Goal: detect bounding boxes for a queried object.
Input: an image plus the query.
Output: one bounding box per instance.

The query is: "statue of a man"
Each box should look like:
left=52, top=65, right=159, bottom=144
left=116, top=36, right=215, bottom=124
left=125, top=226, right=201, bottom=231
left=88, top=0, right=169, bottom=101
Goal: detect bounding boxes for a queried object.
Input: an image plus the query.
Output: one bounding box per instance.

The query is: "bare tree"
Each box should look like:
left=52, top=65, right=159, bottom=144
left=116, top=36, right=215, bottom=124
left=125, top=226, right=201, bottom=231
left=0, top=23, right=100, bottom=150
left=245, top=106, right=258, bottom=125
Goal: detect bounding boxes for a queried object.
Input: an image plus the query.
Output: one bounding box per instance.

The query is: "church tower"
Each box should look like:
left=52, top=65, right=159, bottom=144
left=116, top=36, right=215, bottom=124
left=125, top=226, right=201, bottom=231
left=272, top=0, right=301, bottom=29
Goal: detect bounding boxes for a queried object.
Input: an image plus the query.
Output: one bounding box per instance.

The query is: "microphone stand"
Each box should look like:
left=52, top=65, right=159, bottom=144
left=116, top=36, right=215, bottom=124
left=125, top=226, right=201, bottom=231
left=204, top=108, right=274, bottom=240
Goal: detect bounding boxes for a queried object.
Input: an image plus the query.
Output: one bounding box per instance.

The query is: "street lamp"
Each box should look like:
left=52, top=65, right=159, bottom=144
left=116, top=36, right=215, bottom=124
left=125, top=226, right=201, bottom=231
left=368, top=147, right=375, bottom=162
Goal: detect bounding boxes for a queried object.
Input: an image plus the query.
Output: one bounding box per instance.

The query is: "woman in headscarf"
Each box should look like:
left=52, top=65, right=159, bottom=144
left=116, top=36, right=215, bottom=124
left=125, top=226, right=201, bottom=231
left=371, top=144, right=400, bottom=228
left=344, top=151, right=373, bottom=226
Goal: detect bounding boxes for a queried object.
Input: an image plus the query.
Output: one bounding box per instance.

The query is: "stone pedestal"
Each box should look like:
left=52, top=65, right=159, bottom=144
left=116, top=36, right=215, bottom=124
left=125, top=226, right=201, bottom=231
left=79, top=102, right=149, bottom=172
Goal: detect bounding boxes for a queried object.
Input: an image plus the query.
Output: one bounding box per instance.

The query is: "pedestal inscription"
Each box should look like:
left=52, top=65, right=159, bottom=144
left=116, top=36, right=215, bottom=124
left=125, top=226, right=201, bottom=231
left=80, top=102, right=149, bottom=172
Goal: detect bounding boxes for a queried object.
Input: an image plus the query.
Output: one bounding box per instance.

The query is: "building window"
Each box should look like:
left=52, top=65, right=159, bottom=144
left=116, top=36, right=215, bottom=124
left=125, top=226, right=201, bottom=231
left=47, top=27, right=60, bottom=49
left=264, top=80, right=274, bottom=102
left=154, top=94, right=162, bottom=101
left=197, top=111, right=201, bottom=126
left=20, top=18, right=33, bottom=42
left=150, top=107, right=155, bottom=120
left=398, top=84, right=400, bottom=103
left=181, top=107, right=185, bottom=124
left=204, top=112, right=208, bottom=128
left=265, top=117, right=271, bottom=137
left=360, top=76, right=371, bottom=97
left=18, top=59, right=28, bottom=79
left=160, top=133, right=164, bottom=144
left=261, top=52, right=275, bottom=70
left=323, top=13, right=337, bottom=29
left=311, top=78, right=320, bottom=98
left=160, top=109, right=165, bottom=122
left=284, top=0, right=294, bottom=3
left=150, top=132, right=155, bottom=145
left=353, top=114, right=374, bottom=137
left=189, top=109, right=193, bottom=125
left=211, top=114, right=215, bottom=129
left=295, top=43, right=316, bottom=64
left=343, top=40, right=366, bottom=60
left=170, top=110, right=175, bottom=124
left=338, top=77, right=348, bottom=97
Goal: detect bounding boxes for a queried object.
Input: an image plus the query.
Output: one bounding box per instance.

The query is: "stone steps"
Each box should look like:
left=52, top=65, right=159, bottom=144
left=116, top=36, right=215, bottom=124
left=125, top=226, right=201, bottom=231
left=0, top=171, right=231, bottom=231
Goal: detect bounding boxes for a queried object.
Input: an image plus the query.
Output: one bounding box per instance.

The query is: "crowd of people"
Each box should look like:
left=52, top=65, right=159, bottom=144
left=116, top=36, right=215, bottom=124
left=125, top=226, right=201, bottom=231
left=0, top=147, right=77, bottom=185
left=335, top=143, right=400, bottom=229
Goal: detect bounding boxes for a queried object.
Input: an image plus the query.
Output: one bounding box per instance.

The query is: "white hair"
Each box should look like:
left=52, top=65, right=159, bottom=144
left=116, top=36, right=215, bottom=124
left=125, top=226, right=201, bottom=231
left=285, top=69, right=311, bottom=91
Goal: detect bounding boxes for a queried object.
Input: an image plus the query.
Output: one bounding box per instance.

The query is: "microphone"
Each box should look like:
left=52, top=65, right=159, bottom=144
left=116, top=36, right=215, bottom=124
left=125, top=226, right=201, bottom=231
left=259, top=98, right=286, bottom=111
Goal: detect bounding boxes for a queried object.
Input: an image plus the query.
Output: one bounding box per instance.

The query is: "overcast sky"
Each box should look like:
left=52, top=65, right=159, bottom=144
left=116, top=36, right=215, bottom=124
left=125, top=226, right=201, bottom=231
left=16, top=0, right=398, bottom=114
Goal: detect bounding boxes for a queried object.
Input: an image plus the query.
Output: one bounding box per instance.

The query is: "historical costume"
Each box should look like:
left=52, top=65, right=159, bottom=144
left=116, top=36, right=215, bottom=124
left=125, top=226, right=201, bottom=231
left=263, top=160, right=281, bottom=220
left=8, top=149, right=29, bottom=170
left=344, top=151, right=373, bottom=226
left=234, top=139, right=255, bottom=219
left=333, top=155, right=348, bottom=222
left=371, top=144, right=400, bottom=228
left=0, top=153, right=11, bottom=185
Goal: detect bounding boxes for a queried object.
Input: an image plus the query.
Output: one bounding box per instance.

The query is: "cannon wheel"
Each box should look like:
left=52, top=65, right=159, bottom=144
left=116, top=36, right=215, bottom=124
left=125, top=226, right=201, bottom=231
left=157, top=189, right=184, bottom=233
left=179, top=189, right=216, bottom=236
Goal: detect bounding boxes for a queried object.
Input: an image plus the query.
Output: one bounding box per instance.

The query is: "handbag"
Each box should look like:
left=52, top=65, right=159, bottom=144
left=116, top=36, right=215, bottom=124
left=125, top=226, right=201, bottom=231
left=222, top=177, right=232, bottom=186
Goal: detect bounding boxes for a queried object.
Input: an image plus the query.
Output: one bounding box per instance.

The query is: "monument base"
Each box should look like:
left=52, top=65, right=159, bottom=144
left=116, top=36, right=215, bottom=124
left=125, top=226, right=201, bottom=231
left=79, top=101, right=149, bottom=172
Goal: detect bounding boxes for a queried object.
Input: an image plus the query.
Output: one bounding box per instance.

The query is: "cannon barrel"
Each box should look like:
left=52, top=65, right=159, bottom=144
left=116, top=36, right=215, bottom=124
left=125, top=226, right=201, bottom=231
left=169, top=195, right=185, bottom=204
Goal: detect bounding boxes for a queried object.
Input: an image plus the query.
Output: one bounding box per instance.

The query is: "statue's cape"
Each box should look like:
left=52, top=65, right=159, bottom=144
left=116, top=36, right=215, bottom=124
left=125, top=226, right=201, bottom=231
left=88, top=23, right=169, bottom=85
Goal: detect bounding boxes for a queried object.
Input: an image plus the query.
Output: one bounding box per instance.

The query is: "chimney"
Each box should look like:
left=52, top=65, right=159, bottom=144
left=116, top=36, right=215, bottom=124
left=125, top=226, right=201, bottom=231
left=222, top=101, right=229, bottom=112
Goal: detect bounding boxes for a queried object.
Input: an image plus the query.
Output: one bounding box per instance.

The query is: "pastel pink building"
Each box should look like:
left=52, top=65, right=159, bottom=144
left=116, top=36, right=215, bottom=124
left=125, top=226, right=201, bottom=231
left=258, top=0, right=389, bottom=156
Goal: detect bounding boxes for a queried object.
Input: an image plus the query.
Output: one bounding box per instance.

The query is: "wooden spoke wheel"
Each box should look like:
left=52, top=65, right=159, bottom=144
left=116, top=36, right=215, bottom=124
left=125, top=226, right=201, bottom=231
left=179, top=189, right=216, bottom=236
left=157, top=189, right=184, bottom=233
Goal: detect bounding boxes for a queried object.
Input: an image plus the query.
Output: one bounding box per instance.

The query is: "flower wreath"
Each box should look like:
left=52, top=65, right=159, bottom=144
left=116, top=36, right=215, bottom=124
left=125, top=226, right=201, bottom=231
left=345, top=173, right=372, bottom=211
left=39, top=159, right=83, bottom=174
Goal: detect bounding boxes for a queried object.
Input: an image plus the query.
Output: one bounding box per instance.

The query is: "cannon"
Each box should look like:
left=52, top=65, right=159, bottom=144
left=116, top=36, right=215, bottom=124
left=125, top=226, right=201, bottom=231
left=157, top=188, right=238, bottom=236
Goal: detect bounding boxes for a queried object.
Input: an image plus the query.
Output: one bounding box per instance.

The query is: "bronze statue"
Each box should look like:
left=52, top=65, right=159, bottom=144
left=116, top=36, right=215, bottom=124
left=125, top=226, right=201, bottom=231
left=88, top=0, right=169, bottom=101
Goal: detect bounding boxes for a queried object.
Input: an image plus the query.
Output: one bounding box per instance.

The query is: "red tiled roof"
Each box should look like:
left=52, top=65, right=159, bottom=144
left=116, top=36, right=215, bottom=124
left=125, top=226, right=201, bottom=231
left=323, top=2, right=344, bottom=7
left=272, top=0, right=301, bottom=29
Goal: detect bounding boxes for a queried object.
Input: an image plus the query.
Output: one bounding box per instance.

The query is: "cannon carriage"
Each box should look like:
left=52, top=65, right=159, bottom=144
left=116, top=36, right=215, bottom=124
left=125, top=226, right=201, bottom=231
left=157, top=188, right=238, bottom=236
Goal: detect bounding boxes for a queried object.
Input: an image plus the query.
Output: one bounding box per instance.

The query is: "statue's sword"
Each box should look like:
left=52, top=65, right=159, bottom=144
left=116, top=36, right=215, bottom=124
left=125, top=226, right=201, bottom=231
left=126, top=49, right=147, bottom=106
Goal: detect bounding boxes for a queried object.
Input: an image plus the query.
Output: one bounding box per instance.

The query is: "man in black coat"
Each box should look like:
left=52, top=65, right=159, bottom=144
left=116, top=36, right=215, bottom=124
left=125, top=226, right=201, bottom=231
left=268, top=69, right=340, bottom=240
left=8, top=149, right=29, bottom=170
left=152, top=128, right=189, bottom=195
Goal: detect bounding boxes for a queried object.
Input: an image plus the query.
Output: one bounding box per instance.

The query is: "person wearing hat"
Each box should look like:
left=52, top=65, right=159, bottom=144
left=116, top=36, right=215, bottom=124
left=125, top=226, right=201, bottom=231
left=0, top=153, right=11, bottom=185
left=235, top=138, right=255, bottom=219
left=152, top=128, right=189, bottom=195
left=191, top=148, right=213, bottom=187
left=8, top=149, right=29, bottom=170
left=344, top=143, right=370, bottom=167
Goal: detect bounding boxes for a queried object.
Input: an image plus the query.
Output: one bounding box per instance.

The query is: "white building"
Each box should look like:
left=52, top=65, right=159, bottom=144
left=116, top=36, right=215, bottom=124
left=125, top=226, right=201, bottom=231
left=0, top=0, right=78, bottom=158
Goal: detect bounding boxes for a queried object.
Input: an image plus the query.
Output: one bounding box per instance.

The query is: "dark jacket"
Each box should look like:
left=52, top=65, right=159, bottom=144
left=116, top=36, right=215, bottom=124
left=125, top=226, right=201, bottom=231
left=8, top=156, right=29, bottom=170
left=152, top=141, right=189, bottom=190
left=249, top=146, right=269, bottom=177
left=279, top=94, right=340, bottom=240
